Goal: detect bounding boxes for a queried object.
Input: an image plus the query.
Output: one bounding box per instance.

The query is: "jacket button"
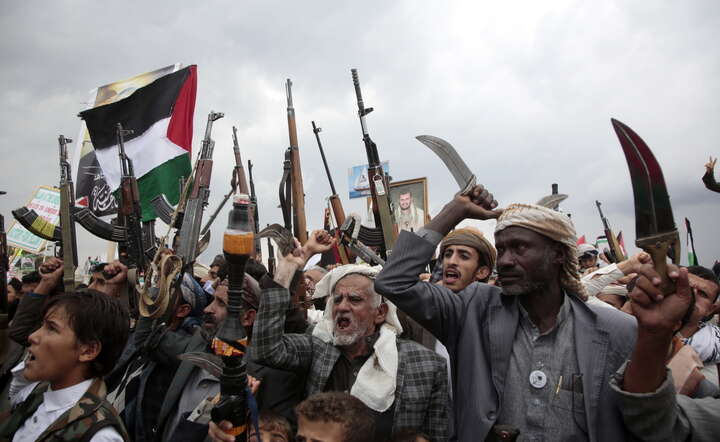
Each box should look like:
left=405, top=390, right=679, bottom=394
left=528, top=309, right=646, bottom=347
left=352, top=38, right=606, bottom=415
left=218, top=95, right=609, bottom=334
left=487, top=411, right=496, bottom=420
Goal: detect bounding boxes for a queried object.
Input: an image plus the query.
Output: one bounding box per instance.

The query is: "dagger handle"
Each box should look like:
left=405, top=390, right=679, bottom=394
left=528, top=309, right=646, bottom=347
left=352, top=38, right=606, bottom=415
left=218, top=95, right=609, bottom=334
left=636, top=232, right=680, bottom=295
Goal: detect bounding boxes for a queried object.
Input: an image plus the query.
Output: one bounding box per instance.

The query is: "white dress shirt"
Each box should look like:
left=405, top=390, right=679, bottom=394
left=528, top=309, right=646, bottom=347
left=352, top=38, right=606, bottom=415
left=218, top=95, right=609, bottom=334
left=12, top=377, right=123, bottom=442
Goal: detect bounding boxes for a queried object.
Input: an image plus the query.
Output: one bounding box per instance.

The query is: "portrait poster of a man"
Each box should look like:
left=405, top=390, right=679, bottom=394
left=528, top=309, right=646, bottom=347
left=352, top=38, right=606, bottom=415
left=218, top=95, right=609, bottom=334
left=389, top=178, right=429, bottom=233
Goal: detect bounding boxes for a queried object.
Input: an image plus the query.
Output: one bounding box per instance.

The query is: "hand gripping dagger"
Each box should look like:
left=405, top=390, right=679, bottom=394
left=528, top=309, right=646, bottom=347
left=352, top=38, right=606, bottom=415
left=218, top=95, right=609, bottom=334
left=415, top=135, right=476, bottom=195
left=611, top=118, right=680, bottom=293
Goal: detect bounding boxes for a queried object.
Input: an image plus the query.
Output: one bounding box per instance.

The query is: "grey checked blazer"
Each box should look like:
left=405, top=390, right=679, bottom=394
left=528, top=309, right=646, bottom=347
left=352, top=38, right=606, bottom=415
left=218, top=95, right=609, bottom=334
left=252, top=287, right=449, bottom=441
left=375, top=231, right=639, bottom=442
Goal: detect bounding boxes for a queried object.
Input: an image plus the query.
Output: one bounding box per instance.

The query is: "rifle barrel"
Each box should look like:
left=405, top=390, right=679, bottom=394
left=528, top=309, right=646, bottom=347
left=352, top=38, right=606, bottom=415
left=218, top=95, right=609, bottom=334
left=312, top=121, right=337, bottom=196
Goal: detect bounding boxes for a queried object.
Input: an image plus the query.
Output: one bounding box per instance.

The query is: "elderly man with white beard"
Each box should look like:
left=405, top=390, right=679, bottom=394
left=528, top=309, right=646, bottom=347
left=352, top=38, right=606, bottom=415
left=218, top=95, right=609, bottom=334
left=248, top=230, right=449, bottom=441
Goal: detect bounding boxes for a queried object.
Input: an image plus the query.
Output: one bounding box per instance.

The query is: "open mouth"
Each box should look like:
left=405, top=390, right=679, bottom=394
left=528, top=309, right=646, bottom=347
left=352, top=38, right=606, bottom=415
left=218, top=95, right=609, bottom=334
left=26, top=350, right=37, bottom=365
left=336, top=317, right=351, bottom=330
left=444, top=269, right=460, bottom=284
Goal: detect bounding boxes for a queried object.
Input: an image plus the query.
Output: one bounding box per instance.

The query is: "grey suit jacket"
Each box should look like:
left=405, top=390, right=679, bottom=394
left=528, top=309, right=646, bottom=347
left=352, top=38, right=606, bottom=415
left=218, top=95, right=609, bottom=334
left=375, top=231, right=638, bottom=442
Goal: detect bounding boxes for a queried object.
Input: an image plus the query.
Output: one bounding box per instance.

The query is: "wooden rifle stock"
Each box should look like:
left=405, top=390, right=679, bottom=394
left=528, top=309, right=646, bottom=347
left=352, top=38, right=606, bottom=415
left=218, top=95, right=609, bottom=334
left=285, top=79, right=308, bottom=244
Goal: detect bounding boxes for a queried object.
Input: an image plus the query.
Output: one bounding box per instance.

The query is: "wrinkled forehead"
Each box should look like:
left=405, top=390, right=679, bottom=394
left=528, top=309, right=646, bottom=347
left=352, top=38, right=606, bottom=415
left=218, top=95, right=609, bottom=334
left=332, top=274, right=373, bottom=297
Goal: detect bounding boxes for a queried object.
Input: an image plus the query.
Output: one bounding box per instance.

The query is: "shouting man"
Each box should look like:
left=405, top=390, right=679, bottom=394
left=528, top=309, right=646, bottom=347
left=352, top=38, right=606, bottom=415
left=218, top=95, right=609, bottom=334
left=247, top=231, right=448, bottom=441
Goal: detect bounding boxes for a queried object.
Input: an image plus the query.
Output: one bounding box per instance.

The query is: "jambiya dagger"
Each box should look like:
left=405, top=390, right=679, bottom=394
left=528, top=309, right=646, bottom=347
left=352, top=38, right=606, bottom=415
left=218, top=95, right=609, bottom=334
left=611, top=118, right=680, bottom=293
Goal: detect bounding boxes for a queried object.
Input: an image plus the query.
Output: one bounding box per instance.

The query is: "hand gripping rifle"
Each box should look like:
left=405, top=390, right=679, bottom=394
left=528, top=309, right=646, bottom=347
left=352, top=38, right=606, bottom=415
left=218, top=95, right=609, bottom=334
left=201, top=126, right=249, bottom=237
left=595, top=200, right=626, bottom=263
left=312, top=121, right=350, bottom=264
left=0, top=191, right=8, bottom=363
left=351, top=69, right=396, bottom=259
left=285, top=79, right=308, bottom=244
left=176, top=111, right=224, bottom=268
left=12, top=136, right=79, bottom=289
left=247, top=160, right=262, bottom=260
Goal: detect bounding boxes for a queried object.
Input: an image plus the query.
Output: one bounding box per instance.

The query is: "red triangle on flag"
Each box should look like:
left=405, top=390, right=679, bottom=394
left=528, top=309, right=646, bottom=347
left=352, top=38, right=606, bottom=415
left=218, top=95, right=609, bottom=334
left=576, top=235, right=586, bottom=245
left=76, top=196, right=89, bottom=207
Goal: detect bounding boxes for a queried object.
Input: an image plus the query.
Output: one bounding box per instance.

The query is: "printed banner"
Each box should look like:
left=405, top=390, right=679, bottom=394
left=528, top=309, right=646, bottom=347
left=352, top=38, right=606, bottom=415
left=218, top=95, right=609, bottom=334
left=347, top=162, right=390, bottom=199
left=7, top=186, right=61, bottom=253
left=73, top=63, right=182, bottom=216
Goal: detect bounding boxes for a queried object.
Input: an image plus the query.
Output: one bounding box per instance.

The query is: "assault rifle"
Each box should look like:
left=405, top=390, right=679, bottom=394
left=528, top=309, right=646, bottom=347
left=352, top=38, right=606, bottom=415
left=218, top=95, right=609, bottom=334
left=595, top=200, right=626, bottom=263
left=12, top=136, right=79, bottom=289
left=248, top=160, right=262, bottom=259
left=176, top=110, right=224, bottom=268
left=115, top=123, right=148, bottom=272
left=0, top=191, right=8, bottom=363
left=200, top=126, right=248, bottom=237
left=351, top=69, right=396, bottom=259
left=285, top=79, right=308, bottom=244
left=312, top=121, right=349, bottom=264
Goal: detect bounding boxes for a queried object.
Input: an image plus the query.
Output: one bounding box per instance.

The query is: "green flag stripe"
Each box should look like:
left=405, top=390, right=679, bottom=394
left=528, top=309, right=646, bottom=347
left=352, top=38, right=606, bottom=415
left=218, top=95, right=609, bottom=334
left=137, top=154, right=191, bottom=221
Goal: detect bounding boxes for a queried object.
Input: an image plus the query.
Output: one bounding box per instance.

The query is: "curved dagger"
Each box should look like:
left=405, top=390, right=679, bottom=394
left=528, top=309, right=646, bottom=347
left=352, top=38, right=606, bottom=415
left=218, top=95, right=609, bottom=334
left=611, top=118, right=679, bottom=290
left=416, top=135, right=476, bottom=195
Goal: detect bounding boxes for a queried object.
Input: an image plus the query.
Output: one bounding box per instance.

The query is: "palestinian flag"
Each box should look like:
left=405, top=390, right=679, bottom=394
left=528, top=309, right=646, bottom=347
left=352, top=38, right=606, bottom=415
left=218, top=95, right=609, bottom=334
left=79, top=65, right=197, bottom=221
left=685, top=218, right=699, bottom=265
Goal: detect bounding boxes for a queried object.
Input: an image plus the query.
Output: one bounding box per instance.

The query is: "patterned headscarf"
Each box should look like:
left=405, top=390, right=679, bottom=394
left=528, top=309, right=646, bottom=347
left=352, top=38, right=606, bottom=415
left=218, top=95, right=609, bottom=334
left=495, top=203, right=587, bottom=300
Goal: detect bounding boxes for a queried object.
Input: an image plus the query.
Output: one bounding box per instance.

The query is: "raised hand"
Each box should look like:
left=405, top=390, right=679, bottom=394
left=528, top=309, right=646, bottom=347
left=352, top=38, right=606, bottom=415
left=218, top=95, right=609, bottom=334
left=303, top=230, right=335, bottom=257
left=704, top=156, right=717, bottom=174
left=459, top=184, right=503, bottom=221
left=36, top=257, right=65, bottom=295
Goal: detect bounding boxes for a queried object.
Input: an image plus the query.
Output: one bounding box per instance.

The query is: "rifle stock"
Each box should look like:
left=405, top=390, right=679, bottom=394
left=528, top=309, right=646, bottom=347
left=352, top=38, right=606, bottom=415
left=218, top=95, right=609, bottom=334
left=285, top=80, right=308, bottom=244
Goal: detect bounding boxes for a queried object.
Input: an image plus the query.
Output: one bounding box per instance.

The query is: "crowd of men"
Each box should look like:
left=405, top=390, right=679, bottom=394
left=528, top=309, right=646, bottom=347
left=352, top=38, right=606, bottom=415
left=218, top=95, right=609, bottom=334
left=1, top=162, right=719, bottom=442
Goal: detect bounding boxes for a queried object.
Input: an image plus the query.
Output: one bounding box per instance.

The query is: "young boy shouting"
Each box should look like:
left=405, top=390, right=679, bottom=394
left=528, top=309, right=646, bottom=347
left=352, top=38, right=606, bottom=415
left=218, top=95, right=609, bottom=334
left=0, top=288, right=130, bottom=441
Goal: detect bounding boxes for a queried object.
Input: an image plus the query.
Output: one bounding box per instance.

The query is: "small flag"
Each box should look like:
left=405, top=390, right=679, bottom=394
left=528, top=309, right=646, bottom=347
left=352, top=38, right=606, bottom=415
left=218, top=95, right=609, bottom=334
left=617, top=231, right=627, bottom=258
left=576, top=235, right=586, bottom=245
left=685, top=218, right=699, bottom=266
left=79, top=65, right=197, bottom=221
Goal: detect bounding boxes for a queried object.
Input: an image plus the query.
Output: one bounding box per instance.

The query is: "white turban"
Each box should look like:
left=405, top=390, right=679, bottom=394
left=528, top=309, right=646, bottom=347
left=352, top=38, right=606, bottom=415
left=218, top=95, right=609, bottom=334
left=311, top=264, right=402, bottom=412
left=495, top=203, right=587, bottom=300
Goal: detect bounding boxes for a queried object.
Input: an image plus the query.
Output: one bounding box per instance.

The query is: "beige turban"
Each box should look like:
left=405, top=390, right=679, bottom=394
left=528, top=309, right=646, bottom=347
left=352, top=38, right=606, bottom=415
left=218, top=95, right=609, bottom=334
left=440, top=227, right=497, bottom=270
left=495, top=203, right=587, bottom=300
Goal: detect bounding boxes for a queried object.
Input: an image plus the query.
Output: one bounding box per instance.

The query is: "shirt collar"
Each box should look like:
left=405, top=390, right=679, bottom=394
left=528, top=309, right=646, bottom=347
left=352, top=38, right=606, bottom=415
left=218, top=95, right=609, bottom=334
left=43, top=378, right=94, bottom=412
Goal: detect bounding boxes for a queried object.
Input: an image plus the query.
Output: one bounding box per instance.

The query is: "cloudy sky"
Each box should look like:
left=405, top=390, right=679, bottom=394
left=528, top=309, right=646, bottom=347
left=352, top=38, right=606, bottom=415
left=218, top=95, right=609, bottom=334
left=1, top=1, right=719, bottom=267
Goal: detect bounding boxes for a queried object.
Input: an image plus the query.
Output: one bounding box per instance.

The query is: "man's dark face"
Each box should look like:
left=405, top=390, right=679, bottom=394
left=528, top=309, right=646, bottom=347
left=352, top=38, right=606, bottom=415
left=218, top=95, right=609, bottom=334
left=495, top=226, right=562, bottom=297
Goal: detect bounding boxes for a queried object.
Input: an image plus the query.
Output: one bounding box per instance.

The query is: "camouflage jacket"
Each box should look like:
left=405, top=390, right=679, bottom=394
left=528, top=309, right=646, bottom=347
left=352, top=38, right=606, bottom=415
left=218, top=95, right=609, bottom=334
left=0, top=377, right=130, bottom=441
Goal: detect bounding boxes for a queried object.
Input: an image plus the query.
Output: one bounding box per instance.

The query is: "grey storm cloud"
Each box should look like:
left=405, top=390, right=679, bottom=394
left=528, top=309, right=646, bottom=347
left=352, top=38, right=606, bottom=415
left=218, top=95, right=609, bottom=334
left=1, top=0, right=719, bottom=265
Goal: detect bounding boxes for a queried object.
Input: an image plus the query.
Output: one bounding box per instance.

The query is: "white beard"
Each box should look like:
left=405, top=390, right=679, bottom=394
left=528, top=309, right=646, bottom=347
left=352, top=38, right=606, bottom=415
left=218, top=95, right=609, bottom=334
left=332, top=330, right=364, bottom=346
